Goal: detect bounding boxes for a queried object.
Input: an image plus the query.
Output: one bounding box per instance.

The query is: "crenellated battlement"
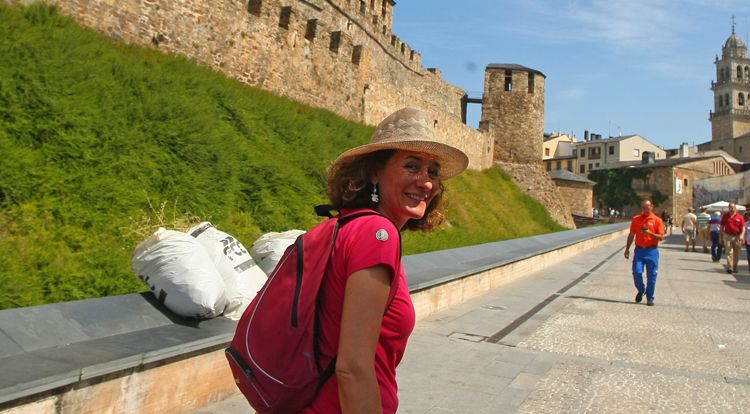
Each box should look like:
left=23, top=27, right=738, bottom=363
left=5, top=0, right=552, bottom=177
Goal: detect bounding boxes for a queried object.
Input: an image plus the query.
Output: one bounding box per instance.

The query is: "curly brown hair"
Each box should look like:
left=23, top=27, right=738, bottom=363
left=326, top=149, right=446, bottom=231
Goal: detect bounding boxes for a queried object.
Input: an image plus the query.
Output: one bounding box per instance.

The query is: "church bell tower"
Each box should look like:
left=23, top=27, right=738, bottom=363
left=710, top=21, right=750, bottom=161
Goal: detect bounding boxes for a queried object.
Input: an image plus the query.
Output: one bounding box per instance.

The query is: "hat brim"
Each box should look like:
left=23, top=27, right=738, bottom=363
left=333, top=139, right=469, bottom=180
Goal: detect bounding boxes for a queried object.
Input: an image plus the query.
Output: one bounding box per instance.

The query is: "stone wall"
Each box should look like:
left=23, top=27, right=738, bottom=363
left=554, top=181, right=593, bottom=217
left=481, top=66, right=545, bottom=164
left=11, top=0, right=494, bottom=170
left=496, top=162, right=575, bottom=228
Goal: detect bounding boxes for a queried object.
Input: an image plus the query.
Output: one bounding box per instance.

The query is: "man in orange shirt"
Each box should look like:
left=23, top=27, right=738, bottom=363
left=624, top=199, right=665, bottom=306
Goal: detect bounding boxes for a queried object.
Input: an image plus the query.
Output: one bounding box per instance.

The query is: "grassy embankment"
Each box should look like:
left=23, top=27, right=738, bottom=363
left=0, top=3, right=565, bottom=309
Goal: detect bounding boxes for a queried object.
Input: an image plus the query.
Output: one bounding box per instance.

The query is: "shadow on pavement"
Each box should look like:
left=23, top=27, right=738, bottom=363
left=565, top=295, right=635, bottom=305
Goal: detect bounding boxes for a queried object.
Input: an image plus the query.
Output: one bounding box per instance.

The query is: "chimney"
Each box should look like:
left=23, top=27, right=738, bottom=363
left=584, top=130, right=589, bottom=141
left=680, top=142, right=689, bottom=158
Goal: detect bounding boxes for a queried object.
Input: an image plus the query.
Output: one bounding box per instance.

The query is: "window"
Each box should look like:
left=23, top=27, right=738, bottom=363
left=746, top=66, right=750, bottom=79
left=684, top=178, right=688, bottom=187
left=544, top=148, right=550, bottom=156
left=588, top=163, right=593, bottom=170
left=359, top=1, right=366, bottom=13
left=546, top=162, right=551, bottom=171
left=740, top=93, right=745, bottom=106
left=247, top=0, right=262, bottom=15
left=556, top=160, right=561, bottom=170
left=352, top=45, right=363, bottom=65
left=740, top=146, right=743, bottom=153
left=504, top=70, right=512, bottom=92
left=528, top=72, right=534, bottom=93
left=580, top=148, right=586, bottom=157
left=634, top=149, right=640, bottom=157
left=572, top=149, right=577, bottom=156
left=719, top=96, right=723, bottom=108
left=725, top=93, right=730, bottom=107
left=609, top=145, right=614, bottom=155
left=580, top=165, right=585, bottom=173
left=329, top=31, right=342, bottom=53
left=566, top=160, right=573, bottom=171
left=304, top=19, right=317, bottom=41
left=279, top=6, right=292, bottom=29
left=738, top=65, right=743, bottom=79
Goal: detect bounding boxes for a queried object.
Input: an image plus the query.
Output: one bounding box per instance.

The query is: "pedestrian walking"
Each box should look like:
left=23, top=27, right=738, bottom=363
left=720, top=202, right=746, bottom=274
left=709, top=211, right=723, bottom=262
left=745, top=212, right=750, bottom=272
left=624, top=199, right=665, bottom=306
left=697, top=207, right=711, bottom=253
left=681, top=207, right=698, bottom=252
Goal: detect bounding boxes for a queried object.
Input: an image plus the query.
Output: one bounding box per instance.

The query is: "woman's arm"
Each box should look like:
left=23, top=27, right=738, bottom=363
left=336, top=264, right=393, bottom=414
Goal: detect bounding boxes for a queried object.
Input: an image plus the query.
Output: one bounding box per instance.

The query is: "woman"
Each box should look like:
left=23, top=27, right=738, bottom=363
left=303, top=108, right=468, bottom=414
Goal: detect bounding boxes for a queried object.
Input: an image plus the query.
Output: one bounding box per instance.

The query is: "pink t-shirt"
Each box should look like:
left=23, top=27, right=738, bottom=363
left=302, top=212, right=416, bottom=414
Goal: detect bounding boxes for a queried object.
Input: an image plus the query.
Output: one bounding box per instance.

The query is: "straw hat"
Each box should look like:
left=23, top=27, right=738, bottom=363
left=333, top=107, right=469, bottom=179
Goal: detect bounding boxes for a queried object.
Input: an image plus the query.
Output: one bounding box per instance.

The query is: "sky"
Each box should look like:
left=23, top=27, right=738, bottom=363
left=391, top=0, right=750, bottom=150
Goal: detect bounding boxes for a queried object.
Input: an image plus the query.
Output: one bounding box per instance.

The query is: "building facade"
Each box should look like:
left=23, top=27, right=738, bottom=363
left=543, top=133, right=578, bottom=173
left=575, top=134, right=666, bottom=175
left=630, top=156, right=736, bottom=217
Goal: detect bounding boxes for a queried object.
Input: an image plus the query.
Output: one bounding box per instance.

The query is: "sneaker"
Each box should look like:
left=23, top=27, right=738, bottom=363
left=727, top=268, right=733, bottom=274
left=635, top=291, right=643, bottom=303
left=646, top=300, right=654, bottom=306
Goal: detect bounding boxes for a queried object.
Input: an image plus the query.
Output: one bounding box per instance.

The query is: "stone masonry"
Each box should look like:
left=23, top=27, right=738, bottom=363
left=481, top=65, right=545, bottom=164
left=496, top=162, right=575, bottom=228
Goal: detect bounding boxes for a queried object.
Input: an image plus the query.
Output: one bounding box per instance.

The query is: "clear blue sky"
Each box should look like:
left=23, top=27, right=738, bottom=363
left=391, top=1, right=750, bottom=150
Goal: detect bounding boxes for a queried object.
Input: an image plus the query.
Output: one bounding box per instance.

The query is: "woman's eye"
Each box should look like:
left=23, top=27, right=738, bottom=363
left=428, top=168, right=440, bottom=179
left=404, top=162, right=420, bottom=172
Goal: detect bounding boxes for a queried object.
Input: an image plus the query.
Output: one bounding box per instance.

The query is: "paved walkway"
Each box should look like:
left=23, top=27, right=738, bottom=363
left=196, top=231, right=750, bottom=413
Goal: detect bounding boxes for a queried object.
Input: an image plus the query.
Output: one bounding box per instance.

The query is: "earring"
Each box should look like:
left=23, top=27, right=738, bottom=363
left=371, top=184, right=380, bottom=203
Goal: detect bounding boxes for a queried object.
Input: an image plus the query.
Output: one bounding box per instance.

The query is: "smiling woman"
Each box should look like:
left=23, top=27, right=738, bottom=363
left=302, top=108, right=468, bottom=414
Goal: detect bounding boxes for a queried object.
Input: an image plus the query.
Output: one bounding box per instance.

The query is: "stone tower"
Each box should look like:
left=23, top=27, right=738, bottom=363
left=710, top=23, right=750, bottom=160
left=480, top=64, right=545, bottom=163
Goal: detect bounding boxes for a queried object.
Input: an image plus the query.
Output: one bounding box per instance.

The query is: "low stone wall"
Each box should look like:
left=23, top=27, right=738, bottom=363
left=2, top=347, right=236, bottom=414
left=410, top=226, right=628, bottom=319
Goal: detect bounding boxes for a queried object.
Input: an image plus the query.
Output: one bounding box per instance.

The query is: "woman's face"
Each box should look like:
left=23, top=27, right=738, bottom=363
left=373, top=150, right=442, bottom=229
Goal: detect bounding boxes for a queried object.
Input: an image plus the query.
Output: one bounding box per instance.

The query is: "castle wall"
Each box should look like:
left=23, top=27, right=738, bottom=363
left=13, top=0, right=494, bottom=170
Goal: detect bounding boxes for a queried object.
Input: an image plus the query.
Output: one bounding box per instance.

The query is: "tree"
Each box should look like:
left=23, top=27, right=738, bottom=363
left=588, top=168, right=666, bottom=212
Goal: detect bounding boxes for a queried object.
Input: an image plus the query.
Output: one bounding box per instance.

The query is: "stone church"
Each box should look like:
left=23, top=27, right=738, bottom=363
left=703, top=23, right=750, bottom=161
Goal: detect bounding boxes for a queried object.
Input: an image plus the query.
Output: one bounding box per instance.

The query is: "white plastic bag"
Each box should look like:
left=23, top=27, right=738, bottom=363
left=250, top=230, right=306, bottom=275
left=188, top=222, right=267, bottom=320
left=132, top=228, right=227, bottom=319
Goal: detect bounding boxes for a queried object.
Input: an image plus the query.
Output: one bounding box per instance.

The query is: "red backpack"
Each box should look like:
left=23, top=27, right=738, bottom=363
left=225, top=207, right=382, bottom=413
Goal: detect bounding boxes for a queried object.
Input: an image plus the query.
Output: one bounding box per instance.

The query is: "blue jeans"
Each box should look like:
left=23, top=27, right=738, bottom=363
left=633, top=246, right=659, bottom=301
left=710, top=231, right=723, bottom=261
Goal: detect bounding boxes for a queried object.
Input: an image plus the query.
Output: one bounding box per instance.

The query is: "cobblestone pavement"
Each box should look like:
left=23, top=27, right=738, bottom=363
left=196, top=232, right=750, bottom=413
left=397, top=232, right=750, bottom=413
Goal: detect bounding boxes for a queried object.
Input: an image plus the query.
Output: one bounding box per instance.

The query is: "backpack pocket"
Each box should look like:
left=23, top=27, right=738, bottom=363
left=225, top=347, right=272, bottom=410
